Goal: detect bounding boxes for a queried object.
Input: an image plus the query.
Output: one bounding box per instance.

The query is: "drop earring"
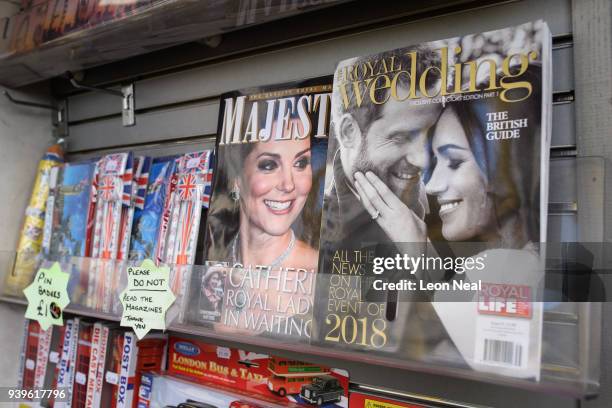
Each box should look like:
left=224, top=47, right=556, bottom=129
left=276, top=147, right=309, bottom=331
left=230, top=185, right=240, bottom=201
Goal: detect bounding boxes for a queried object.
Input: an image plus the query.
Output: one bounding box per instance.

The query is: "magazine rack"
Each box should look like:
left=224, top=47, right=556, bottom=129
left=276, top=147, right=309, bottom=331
left=0, top=157, right=606, bottom=397
left=0, top=0, right=349, bottom=88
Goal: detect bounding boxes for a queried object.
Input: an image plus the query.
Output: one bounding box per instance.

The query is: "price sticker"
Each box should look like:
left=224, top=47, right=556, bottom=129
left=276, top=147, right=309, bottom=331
left=23, top=262, right=70, bottom=330
left=119, top=259, right=176, bottom=339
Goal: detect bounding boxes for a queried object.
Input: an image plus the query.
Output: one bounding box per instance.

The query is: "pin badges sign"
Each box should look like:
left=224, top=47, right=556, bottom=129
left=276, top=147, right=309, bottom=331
left=23, top=262, right=70, bottom=330
left=119, top=259, right=176, bottom=339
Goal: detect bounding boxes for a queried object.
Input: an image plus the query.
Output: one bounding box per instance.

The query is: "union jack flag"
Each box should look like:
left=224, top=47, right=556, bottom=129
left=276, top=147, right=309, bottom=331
left=177, top=150, right=214, bottom=208
left=202, top=151, right=214, bottom=208
left=177, top=173, right=198, bottom=201
left=179, top=151, right=209, bottom=174
left=121, top=153, right=134, bottom=206
left=99, top=175, right=118, bottom=201
left=100, top=153, right=128, bottom=176
left=135, top=157, right=152, bottom=210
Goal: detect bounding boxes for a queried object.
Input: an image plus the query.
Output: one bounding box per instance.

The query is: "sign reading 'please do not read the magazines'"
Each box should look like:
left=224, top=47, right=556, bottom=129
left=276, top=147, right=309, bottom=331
left=119, top=259, right=175, bottom=339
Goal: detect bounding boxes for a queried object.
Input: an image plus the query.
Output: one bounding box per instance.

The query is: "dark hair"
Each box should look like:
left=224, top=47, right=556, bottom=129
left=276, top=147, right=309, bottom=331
left=205, top=97, right=325, bottom=261
left=225, top=101, right=303, bottom=182
left=202, top=269, right=222, bottom=288
left=337, top=45, right=442, bottom=135
left=431, top=65, right=543, bottom=246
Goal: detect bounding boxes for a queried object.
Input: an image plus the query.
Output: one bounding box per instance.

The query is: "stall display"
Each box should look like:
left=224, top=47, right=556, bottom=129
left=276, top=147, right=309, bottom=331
left=0, top=5, right=605, bottom=405
left=313, top=20, right=552, bottom=380
left=14, top=323, right=351, bottom=407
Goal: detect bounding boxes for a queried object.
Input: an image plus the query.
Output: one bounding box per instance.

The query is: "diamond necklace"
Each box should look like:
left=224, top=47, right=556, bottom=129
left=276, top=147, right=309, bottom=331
left=231, top=229, right=296, bottom=270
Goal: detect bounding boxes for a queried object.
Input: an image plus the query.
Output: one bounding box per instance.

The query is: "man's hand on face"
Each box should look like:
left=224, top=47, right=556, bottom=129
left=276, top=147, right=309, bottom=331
left=415, top=179, right=429, bottom=220
left=353, top=171, right=427, bottom=243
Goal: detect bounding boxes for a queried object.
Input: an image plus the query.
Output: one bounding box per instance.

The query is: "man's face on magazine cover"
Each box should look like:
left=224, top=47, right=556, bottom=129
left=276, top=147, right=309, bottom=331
left=354, top=95, right=441, bottom=211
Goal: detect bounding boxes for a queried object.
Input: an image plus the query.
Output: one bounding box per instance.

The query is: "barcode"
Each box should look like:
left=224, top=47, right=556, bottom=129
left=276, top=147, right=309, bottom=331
left=483, top=339, right=523, bottom=366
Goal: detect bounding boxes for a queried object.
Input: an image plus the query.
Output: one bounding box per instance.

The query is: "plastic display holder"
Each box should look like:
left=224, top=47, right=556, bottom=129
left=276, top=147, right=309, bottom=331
left=0, top=250, right=604, bottom=397
left=0, top=156, right=608, bottom=397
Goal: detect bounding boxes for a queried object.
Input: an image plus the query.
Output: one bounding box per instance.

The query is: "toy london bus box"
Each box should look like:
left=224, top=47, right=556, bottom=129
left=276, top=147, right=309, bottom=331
left=168, top=336, right=349, bottom=407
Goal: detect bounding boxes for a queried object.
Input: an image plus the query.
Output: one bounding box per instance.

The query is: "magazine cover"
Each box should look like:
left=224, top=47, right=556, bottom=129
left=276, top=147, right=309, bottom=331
left=129, top=156, right=177, bottom=261
left=313, top=21, right=551, bottom=380
left=203, top=78, right=331, bottom=269
left=194, top=78, right=332, bottom=338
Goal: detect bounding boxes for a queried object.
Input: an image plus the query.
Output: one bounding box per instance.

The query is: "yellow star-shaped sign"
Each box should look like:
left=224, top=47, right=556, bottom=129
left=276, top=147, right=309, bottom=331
left=23, top=262, right=70, bottom=330
left=119, top=259, right=176, bottom=339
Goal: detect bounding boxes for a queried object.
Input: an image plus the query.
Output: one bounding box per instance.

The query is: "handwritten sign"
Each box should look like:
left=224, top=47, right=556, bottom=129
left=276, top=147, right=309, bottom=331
left=119, top=259, right=176, bottom=339
left=23, top=262, right=70, bottom=330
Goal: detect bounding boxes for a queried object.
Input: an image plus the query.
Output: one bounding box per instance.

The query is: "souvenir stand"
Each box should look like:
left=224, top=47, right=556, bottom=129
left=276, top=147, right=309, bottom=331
left=0, top=1, right=610, bottom=407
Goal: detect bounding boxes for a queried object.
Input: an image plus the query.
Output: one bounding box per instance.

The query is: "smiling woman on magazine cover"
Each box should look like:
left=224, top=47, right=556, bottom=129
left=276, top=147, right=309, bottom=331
left=225, top=116, right=319, bottom=271
left=355, top=66, right=542, bottom=250
left=352, top=67, right=545, bottom=378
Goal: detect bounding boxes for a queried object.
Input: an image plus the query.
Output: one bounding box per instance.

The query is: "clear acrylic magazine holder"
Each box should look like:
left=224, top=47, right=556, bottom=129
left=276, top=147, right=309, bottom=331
left=0, top=156, right=607, bottom=397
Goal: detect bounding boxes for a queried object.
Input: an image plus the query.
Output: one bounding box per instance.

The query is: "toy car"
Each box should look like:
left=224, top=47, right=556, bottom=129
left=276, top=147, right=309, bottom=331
left=300, top=375, right=343, bottom=406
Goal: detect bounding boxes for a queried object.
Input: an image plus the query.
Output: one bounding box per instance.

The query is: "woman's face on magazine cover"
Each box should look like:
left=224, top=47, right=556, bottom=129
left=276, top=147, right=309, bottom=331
left=238, top=126, right=312, bottom=237
left=204, top=272, right=221, bottom=292
left=426, top=107, right=494, bottom=241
